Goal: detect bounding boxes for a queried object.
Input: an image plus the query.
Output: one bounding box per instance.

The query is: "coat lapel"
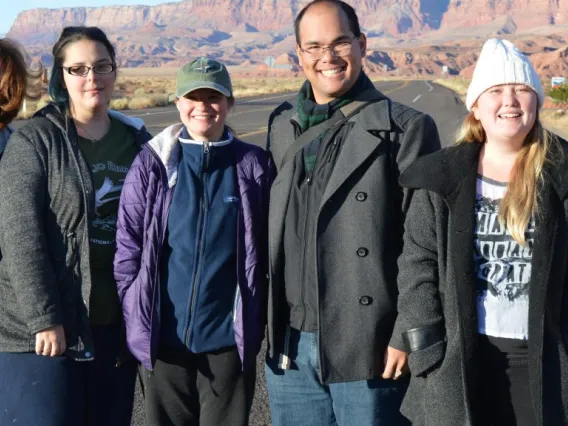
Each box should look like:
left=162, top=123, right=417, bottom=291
left=268, top=161, right=296, bottom=275
left=320, top=120, right=384, bottom=209
left=439, top=144, right=482, bottom=421
left=446, top=158, right=479, bottom=359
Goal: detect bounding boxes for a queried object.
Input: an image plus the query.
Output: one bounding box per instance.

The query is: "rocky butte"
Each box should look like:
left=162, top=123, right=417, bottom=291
left=7, top=0, right=568, bottom=78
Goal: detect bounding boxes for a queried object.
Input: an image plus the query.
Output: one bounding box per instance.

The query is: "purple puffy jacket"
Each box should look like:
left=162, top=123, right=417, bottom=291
left=114, top=123, right=273, bottom=371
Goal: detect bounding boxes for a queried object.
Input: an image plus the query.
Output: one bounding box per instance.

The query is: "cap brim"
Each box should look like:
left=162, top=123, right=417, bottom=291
left=176, top=82, right=231, bottom=98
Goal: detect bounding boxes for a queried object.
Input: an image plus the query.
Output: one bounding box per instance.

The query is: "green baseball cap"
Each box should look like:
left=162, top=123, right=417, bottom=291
left=176, top=57, right=232, bottom=98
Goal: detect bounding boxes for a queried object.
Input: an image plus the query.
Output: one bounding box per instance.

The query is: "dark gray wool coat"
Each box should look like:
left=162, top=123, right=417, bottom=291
left=266, top=88, right=441, bottom=384
left=398, top=141, right=568, bottom=426
left=0, top=104, right=150, bottom=360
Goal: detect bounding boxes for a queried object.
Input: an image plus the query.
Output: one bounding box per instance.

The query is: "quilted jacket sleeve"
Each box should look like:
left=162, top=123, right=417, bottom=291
left=114, top=150, right=150, bottom=302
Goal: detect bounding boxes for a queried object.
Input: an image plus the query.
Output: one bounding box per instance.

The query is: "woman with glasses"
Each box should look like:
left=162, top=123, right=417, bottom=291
left=0, top=26, right=151, bottom=426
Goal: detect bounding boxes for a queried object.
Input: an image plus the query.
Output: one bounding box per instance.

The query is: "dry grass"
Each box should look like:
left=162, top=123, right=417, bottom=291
left=434, top=77, right=470, bottom=98
left=232, top=77, right=304, bottom=97
left=16, top=95, right=51, bottom=119
left=541, top=109, right=568, bottom=139
left=109, top=98, right=129, bottom=110
left=118, top=67, right=177, bottom=77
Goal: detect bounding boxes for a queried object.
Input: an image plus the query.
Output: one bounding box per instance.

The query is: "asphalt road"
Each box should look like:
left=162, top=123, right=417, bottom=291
left=11, top=80, right=468, bottom=426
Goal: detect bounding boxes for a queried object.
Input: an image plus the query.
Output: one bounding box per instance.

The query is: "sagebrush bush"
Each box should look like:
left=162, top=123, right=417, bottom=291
left=549, top=84, right=568, bottom=102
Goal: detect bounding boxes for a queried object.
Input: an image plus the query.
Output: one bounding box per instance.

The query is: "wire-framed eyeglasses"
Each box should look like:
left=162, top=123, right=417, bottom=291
left=298, top=38, right=358, bottom=61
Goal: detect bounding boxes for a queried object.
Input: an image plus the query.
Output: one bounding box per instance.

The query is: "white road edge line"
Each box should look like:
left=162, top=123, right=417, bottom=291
left=425, top=81, right=434, bottom=92
left=130, top=110, right=174, bottom=118
left=412, top=94, right=422, bottom=103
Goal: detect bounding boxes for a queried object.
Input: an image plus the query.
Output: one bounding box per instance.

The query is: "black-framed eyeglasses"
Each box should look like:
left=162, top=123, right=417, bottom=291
left=62, top=63, right=116, bottom=77
left=298, top=38, right=358, bottom=61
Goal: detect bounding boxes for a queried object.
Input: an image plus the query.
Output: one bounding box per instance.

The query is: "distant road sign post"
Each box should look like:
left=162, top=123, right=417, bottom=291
left=551, top=76, right=566, bottom=88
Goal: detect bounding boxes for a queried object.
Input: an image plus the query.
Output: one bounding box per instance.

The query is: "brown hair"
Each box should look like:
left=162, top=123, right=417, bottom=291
left=0, top=38, right=41, bottom=129
left=456, top=111, right=561, bottom=245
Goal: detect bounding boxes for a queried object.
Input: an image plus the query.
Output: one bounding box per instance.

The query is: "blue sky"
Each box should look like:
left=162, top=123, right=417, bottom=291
left=1, top=1, right=180, bottom=34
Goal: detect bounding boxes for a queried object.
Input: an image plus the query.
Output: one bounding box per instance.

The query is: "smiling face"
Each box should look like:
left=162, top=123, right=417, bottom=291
left=176, top=88, right=230, bottom=141
left=296, top=1, right=366, bottom=104
left=472, top=84, right=538, bottom=147
left=62, top=39, right=116, bottom=117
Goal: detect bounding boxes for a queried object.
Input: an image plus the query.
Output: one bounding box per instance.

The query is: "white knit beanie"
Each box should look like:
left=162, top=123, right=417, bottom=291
left=465, top=38, right=544, bottom=111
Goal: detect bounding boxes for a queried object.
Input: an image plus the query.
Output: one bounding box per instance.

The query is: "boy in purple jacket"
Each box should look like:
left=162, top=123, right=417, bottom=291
left=114, top=57, right=273, bottom=426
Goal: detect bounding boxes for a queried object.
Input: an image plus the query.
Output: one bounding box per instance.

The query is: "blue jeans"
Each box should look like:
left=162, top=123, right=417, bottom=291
left=265, top=328, right=410, bottom=426
left=0, top=324, right=136, bottom=426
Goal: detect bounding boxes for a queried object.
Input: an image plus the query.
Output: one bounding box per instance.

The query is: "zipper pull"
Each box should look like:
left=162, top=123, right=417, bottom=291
left=203, top=142, right=210, bottom=171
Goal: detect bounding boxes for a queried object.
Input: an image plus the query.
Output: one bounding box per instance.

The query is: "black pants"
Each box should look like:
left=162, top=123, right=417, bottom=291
left=477, top=341, right=536, bottom=426
left=141, top=345, right=255, bottom=426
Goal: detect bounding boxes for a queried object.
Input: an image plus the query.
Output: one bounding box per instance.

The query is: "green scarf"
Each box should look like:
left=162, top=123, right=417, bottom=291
left=295, top=71, right=374, bottom=132
left=296, top=72, right=375, bottom=173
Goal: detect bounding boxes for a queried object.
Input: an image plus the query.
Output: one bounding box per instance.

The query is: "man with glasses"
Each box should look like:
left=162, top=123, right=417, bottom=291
left=265, top=1, right=441, bottom=424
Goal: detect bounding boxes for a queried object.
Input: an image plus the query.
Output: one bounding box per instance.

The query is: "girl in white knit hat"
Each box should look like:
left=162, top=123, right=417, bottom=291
left=395, top=38, right=568, bottom=426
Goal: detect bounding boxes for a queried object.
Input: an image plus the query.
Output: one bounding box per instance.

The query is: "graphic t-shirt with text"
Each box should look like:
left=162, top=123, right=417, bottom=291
left=475, top=175, right=533, bottom=342
left=77, top=117, right=138, bottom=325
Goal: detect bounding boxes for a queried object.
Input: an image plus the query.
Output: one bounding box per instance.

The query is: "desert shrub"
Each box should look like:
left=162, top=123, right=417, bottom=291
left=549, top=84, right=568, bottom=102
left=133, top=87, right=147, bottom=97
left=127, top=94, right=169, bottom=110
left=127, top=96, right=154, bottom=110
left=110, top=98, right=130, bottom=110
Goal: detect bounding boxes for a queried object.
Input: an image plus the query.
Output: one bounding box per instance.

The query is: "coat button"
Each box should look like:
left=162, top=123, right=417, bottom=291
left=356, top=247, right=368, bottom=257
left=359, top=296, right=373, bottom=306
left=355, top=192, right=367, bottom=202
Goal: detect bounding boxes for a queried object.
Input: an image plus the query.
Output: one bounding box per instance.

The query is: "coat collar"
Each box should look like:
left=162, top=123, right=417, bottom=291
left=399, top=142, right=481, bottom=199
left=147, top=123, right=184, bottom=188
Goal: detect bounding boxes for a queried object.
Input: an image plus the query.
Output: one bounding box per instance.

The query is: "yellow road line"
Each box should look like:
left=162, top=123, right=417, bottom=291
left=239, top=126, right=269, bottom=138
left=382, top=80, right=410, bottom=94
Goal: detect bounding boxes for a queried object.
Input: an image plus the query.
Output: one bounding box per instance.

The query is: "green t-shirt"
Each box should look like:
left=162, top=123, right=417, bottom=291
left=77, top=116, right=139, bottom=325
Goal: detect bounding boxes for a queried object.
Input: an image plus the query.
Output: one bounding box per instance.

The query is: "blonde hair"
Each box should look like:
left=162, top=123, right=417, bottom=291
left=456, top=111, right=561, bottom=245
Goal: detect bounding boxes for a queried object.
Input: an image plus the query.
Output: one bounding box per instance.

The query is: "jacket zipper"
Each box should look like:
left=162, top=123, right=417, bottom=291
left=67, top=231, right=87, bottom=354
left=146, top=145, right=173, bottom=373
left=185, top=142, right=211, bottom=347
left=234, top=206, right=242, bottom=324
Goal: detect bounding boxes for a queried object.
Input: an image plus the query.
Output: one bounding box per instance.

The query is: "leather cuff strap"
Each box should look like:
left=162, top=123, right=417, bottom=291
left=403, top=322, right=445, bottom=353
